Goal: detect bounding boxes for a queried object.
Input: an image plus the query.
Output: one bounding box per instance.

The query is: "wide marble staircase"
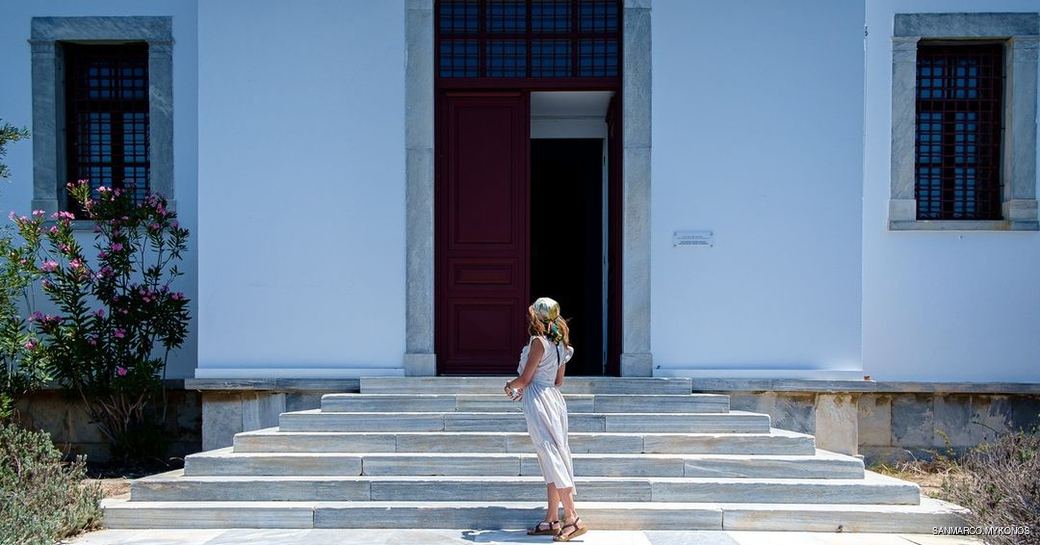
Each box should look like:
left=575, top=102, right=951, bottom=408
left=103, top=377, right=966, bottom=532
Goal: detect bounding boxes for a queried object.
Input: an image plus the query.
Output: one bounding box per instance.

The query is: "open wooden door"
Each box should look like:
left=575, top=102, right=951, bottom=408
left=435, top=92, right=530, bottom=374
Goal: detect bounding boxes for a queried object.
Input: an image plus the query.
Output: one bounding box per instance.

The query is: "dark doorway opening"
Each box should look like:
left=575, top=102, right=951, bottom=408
left=530, top=139, right=605, bottom=376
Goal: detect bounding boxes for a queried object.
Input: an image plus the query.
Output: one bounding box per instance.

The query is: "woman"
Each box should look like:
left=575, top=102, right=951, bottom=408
left=503, top=297, right=588, bottom=541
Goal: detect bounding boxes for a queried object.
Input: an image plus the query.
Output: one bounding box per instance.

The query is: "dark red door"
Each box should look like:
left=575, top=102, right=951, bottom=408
left=436, top=92, right=530, bottom=374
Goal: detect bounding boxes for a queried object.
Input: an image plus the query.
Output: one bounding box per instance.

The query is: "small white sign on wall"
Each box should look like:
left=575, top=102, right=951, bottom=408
left=673, top=230, right=714, bottom=248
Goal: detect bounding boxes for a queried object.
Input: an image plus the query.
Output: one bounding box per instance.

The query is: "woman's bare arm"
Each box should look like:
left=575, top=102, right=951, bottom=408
left=507, top=338, right=543, bottom=391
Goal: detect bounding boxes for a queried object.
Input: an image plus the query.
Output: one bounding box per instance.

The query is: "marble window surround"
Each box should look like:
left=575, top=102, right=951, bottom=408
left=403, top=0, right=653, bottom=376
left=889, top=12, right=1040, bottom=231
left=29, top=16, right=175, bottom=217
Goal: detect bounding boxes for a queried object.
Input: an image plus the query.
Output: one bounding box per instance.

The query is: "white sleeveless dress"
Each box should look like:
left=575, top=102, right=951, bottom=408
left=516, top=335, right=577, bottom=494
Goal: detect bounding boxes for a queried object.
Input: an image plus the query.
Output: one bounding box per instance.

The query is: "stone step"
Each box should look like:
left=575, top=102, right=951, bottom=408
left=233, top=428, right=817, bottom=455
left=278, top=410, right=771, bottom=433
left=184, top=448, right=863, bottom=479
left=360, top=376, right=694, bottom=395
left=134, top=471, right=916, bottom=505
left=320, top=393, right=730, bottom=413
left=102, top=496, right=966, bottom=532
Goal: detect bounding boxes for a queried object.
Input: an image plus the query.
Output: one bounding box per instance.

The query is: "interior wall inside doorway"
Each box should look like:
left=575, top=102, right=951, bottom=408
left=530, top=91, right=613, bottom=375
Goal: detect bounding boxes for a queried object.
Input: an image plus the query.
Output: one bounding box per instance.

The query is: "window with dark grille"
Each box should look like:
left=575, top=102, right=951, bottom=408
left=914, top=42, right=1004, bottom=220
left=64, top=43, right=149, bottom=211
left=437, top=0, right=620, bottom=80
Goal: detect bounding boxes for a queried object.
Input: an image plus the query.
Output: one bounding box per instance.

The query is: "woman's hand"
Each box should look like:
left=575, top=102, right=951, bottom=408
left=504, top=380, right=525, bottom=401
left=506, top=338, right=542, bottom=401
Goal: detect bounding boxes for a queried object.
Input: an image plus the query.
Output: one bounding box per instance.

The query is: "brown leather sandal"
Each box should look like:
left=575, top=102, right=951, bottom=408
left=527, top=519, right=560, bottom=535
left=553, top=516, right=587, bottom=541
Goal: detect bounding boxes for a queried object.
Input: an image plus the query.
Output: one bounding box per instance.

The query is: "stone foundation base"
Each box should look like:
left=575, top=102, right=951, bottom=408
left=703, top=381, right=1040, bottom=463
left=15, top=385, right=201, bottom=463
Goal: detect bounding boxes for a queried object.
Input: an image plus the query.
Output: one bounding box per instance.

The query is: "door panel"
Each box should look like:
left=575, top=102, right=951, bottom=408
left=436, top=93, right=530, bottom=374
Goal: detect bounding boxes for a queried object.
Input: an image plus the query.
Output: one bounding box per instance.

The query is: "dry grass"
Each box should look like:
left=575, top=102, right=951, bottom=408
left=942, top=433, right=1039, bottom=545
left=91, top=476, right=131, bottom=499
left=872, top=434, right=1039, bottom=545
left=871, top=456, right=966, bottom=499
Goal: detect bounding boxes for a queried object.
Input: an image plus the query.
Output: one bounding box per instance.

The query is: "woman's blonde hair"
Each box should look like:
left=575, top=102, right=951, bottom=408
left=527, top=306, right=571, bottom=348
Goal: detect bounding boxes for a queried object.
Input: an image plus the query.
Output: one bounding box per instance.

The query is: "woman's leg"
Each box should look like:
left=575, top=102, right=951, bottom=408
left=556, top=487, right=585, bottom=538
left=546, top=483, right=561, bottom=522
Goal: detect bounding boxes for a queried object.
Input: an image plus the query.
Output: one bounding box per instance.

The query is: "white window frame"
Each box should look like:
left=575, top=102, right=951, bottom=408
left=889, top=12, right=1039, bottom=231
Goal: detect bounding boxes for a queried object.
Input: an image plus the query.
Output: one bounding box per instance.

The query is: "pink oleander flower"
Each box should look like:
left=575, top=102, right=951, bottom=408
left=116, top=367, right=128, bottom=377
left=113, top=328, right=126, bottom=339
left=29, top=311, right=44, bottom=322
left=24, top=340, right=36, bottom=350
left=51, top=211, right=75, bottom=222
left=149, top=222, right=161, bottom=231
left=32, top=209, right=45, bottom=218
left=97, top=186, right=110, bottom=193
left=48, top=225, right=59, bottom=235
left=40, top=260, right=58, bottom=272
left=7, top=211, right=16, bottom=221
left=38, top=314, right=61, bottom=329
left=98, top=250, right=107, bottom=259
left=69, top=258, right=83, bottom=270
left=110, top=242, right=124, bottom=252
left=171, top=292, right=185, bottom=301
left=94, top=308, right=105, bottom=318
left=41, top=279, right=52, bottom=289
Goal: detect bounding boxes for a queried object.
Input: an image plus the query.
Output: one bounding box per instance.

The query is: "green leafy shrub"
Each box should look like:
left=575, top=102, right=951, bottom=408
left=0, top=120, right=45, bottom=421
left=0, top=120, right=30, bottom=181
left=10, top=180, right=190, bottom=462
left=0, top=227, right=50, bottom=421
left=942, top=431, right=1040, bottom=545
left=0, top=423, right=102, bottom=545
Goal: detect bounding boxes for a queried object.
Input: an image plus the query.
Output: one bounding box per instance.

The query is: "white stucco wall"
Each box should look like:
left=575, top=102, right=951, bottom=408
left=196, top=0, right=406, bottom=376
left=4, top=1, right=1037, bottom=383
left=0, top=0, right=199, bottom=379
left=863, top=0, right=1040, bottom=382
left=650, top=0, right=867, bottom=377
